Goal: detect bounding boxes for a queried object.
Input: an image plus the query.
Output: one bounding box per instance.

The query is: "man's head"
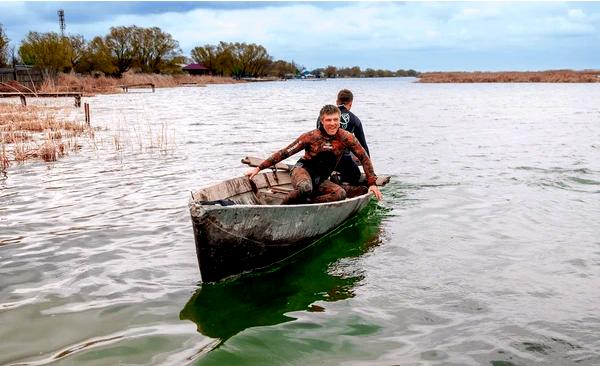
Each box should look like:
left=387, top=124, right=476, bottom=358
left=319, top=104, right=341, bottom=136
left=336, top=89, right=353, bottom=109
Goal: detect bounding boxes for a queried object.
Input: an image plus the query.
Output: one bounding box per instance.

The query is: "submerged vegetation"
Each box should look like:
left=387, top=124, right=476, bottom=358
left=0, top=103, right=92, bottom=172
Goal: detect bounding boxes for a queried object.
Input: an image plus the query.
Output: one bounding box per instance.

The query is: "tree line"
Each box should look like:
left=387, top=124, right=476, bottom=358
left=0, top=23, right=418, bottom=79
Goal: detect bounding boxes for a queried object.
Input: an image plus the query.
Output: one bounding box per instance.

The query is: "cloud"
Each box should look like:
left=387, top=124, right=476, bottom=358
left=2, top=1, right=599, bottom=71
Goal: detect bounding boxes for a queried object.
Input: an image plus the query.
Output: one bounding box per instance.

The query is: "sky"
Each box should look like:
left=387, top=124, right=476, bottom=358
left=1, top=1, right=599, bottom=72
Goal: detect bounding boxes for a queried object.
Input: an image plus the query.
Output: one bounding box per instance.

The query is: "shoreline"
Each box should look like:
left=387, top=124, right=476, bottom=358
left=0, top=73, right=247, bottom=96
left=418, top=70, right=600, bottom=83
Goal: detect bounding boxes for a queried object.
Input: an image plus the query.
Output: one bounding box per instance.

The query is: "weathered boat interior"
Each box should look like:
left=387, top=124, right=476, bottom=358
left=191, top=171, right=293, bottom=205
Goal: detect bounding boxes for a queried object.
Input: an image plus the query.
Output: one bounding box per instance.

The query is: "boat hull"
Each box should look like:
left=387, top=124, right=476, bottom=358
left=190, top=193, right=372, bottom=282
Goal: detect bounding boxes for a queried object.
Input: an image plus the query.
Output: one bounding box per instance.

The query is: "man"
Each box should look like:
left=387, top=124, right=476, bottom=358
left=316, top=89, right=369, bottom=184
left=246, top=104, right=382, bottom=204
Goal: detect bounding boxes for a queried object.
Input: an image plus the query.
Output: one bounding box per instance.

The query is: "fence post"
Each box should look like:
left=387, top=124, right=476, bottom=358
left=12, top=57, right=17, bottom=81
left=84, top=103, right=90, bottom=126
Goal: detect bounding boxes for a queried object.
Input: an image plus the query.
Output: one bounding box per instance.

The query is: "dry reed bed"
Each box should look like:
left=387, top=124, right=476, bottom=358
left=0, top=103, right=93, bottom=172
left=39, top=73, right=246, bottom=95
left=418, top=70, right=600, bottom=83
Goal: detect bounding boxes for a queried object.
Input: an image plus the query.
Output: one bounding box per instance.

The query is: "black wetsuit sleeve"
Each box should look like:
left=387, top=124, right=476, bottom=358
left=353, top=118, right=370, bottom=156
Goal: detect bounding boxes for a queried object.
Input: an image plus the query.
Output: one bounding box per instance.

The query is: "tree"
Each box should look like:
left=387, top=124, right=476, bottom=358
left=270, top=60, right=297, bottom=78
left=191, top=44, right=217, bottom=74
left=324, top=65, right=337, bottom=78
left=75, top=36, right=116, bottom=75
left=0, top=24, right=9, bottom=67
left=214, top=41, right=235, bottom=76
left=131, top=26, right=181, bottom=73
left=68, top=34, right=86, bottom=71
left=105, top=26, right=136, bottom=76
left=19, top=31, right=71, bottom=76
left=363, top=68, right=376, bottom=77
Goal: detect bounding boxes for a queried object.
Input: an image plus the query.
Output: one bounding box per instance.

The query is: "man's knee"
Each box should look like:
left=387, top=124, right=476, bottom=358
left=297, top=180, right=312, bottom=196
left=334, top=187, right=347, bottom=201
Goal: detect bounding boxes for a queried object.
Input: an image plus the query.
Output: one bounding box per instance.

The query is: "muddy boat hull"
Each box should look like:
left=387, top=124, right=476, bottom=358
left=189, top=172, right=374, bottom=282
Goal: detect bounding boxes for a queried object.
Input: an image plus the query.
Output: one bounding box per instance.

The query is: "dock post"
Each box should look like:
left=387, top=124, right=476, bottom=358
left=84, top=103, right=90, bottom=126
left=19, top=95, right=27, bottom=106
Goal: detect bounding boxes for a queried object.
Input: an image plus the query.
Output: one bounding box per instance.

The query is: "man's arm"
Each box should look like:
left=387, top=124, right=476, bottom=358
left=246, top=133, right=307, bottom=179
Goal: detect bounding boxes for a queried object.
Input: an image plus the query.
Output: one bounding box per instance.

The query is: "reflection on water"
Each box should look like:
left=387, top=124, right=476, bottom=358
left=180, top=204, right=384, bottom=344
left=2, top=79, right=599, bottom=365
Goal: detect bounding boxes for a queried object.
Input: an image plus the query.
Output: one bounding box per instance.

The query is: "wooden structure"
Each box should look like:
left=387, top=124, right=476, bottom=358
left=182, top=63, right=209, bottom=75
left=0, top=92, right=82, bottom=107
left=119, top=83, right=155, bottom=93
left=178, top=82, right=206, bottom=87
left=188, top=156, right=390, bottom=282
left=0, top=66, right=44, bottom=89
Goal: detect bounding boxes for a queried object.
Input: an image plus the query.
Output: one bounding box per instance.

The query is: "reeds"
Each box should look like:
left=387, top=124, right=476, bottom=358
left=418, top=70, right=600, bottom=83
left=38, top=72, right=244, bottom=95
left=0, top=103, right=92, bottom=172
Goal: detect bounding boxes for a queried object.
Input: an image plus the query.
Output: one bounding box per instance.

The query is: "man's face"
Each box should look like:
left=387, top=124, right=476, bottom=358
left=321, top=112, right=340, bottom=136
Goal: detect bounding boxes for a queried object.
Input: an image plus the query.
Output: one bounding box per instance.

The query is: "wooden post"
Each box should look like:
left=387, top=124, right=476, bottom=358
left=75, top=95, right=81, bottom=107
left=12, top=56, right=17, bottom=82
left=84, top=103, right=90, bottom=126
left=151, top=84, right=155, bottom=92
left=19, top=95, right=26, bottom=106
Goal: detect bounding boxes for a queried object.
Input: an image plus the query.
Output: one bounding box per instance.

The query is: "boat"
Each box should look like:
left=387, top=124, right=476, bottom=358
left=188, top=156, right=390, bottom=283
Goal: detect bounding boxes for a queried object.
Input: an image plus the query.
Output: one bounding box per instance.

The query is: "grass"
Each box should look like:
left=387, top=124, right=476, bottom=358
left=0, top=72, right=230, bottom=174
left=38, top=72, right=245, bottom=94
left=418, top=70, right=600, bottom=83
left=0, top=103, right=92, bottom=172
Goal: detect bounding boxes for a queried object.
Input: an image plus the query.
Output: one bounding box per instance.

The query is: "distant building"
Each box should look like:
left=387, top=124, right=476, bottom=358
left=182, top=63, right=209, bottom=75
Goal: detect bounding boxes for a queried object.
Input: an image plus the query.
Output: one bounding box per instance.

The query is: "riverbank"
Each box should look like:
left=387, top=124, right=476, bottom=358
left=418, top=70, right=600, bottom=83
left=43, top=73, right=247, bottom=94
left=0, top=73, right=247, bottom=95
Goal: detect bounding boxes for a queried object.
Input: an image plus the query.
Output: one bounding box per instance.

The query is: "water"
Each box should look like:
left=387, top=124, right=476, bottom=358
left=1, top=78, right=599, bottom=365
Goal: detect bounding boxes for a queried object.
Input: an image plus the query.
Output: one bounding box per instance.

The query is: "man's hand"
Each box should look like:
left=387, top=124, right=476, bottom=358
left=245, top=167, right=260, bottom=180
left=368, top=185, right=383, bottom=200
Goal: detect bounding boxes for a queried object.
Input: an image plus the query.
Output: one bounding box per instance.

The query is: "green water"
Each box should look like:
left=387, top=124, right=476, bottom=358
left=180, top=204, right=388, bottom=365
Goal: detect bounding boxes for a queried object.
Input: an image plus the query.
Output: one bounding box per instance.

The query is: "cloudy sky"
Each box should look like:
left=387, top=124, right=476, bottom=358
left=1, top=1, right=599, bottom=71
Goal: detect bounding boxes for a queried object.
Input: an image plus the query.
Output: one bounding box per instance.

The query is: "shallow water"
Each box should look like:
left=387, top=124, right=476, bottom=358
left=1, top=78, right=599, bottom=365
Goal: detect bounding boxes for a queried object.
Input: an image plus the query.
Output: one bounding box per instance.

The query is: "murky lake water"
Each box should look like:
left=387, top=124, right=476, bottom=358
left=1, top=78, right=599, bottom=365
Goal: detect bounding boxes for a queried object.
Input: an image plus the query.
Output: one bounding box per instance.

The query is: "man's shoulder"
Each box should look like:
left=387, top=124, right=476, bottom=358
left=348, top=111, right=362, bottom=124
left=302, top=129, right=321, bottom=139
left=337, top=129, right=354, bottom=139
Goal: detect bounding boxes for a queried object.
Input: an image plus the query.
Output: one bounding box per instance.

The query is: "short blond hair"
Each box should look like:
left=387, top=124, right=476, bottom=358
left=319, top=104, right=340, bottom=118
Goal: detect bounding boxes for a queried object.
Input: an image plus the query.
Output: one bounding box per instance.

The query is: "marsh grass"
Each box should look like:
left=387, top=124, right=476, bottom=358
left=0, top=103, right=92, bottom=172
left=105, top=117, right=176, bottom=156
left=419, top=70, right=600, bottom=83
left=39, top=73, right=244, bottom=95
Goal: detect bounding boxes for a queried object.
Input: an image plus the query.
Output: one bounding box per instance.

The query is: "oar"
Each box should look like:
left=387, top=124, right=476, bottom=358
left=241, top=156, right=293, bottom=171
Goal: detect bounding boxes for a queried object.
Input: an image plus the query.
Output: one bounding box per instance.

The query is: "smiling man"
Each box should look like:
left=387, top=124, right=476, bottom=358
left=246, top=104, right=382, bottom=204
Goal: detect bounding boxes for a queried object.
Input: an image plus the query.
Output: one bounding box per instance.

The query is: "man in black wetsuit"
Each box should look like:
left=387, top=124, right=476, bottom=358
left=316, top=89, right=369, bottom=185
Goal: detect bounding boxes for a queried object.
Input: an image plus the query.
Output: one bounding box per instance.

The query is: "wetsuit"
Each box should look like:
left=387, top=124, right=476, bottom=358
left=316, top=105, right=369, bottom=184
left=258, top=126, right=377, bottom=204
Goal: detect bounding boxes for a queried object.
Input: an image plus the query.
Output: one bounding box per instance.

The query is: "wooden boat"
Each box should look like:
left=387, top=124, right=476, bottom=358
left=189, top=157, right=389, bottom=283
